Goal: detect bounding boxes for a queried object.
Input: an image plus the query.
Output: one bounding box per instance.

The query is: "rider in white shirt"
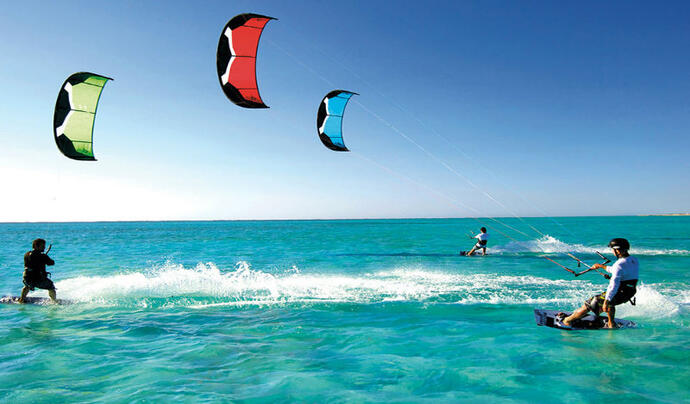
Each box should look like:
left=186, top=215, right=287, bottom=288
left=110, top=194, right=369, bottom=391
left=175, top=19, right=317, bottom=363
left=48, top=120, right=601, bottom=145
left=466, top=227, right=489, bottom=256
left=560, top=238, right=639, bottom=328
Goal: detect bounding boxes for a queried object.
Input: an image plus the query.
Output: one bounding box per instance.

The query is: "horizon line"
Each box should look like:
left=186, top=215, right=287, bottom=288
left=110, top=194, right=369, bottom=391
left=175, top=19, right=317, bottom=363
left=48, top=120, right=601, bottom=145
left=1, top=213, right=687, bottom=225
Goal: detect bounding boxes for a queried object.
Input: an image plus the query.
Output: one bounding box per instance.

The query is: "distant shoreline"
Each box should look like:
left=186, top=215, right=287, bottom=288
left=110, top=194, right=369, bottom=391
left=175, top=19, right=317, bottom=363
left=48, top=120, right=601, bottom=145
left=638, top=213, right=690, bottom=216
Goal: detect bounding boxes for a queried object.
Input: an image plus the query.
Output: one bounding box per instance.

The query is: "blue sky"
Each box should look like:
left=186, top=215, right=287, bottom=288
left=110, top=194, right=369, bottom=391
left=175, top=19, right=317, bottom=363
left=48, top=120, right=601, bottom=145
left=1, top=0, right=688, bottom=221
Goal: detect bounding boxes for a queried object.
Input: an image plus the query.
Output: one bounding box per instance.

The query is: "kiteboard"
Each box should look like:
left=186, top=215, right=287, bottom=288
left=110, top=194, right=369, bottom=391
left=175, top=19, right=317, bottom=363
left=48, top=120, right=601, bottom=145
left=0, top=296, right=72, bottom=305
left=459, top=251, right=488, bottom=256
left=534, top=309, right=636, bottom=330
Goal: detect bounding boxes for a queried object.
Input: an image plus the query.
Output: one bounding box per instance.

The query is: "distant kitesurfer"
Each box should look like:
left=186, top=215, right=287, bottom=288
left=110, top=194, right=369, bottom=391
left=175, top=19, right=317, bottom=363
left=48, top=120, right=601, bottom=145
left=19, top=238, right=57, bottom=304
left=559, top=238, right=638, bottom=329
left=466, top=227, right=489, bottom=256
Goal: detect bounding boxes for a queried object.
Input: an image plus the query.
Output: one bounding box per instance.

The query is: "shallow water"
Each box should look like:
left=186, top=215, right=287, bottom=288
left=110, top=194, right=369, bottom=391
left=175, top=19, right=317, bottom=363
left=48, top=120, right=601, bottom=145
left=1, top=217, right=688, bottom=402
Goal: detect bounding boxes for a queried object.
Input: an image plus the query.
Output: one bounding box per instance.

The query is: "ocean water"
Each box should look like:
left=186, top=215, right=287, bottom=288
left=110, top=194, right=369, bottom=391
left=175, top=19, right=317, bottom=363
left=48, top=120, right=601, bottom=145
left=0, top=216, right=688, bottom=402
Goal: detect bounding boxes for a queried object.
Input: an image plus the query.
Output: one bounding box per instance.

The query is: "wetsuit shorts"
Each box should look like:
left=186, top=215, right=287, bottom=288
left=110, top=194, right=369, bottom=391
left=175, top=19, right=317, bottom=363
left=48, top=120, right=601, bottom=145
left=23, top=275, right=55, bottom=291
left=584, top=280, right=637, bottom=314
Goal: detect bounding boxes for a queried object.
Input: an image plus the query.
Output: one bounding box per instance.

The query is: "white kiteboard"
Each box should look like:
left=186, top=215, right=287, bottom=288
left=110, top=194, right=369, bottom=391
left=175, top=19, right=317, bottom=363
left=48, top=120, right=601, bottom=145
left=0, top=296, right=72, bottom=305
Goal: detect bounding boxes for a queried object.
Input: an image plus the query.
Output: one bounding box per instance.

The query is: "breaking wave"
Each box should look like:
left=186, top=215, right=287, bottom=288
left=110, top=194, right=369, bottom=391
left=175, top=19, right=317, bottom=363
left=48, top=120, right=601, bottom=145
left=48, top=261, right=687, bottom=319
left=492, top=235, right=690, bottom=256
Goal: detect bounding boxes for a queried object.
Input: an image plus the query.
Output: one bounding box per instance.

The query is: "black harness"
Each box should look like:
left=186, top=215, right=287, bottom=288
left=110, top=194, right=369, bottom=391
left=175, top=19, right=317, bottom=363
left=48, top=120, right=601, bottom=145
left=620, top=279, right=637, bottom=305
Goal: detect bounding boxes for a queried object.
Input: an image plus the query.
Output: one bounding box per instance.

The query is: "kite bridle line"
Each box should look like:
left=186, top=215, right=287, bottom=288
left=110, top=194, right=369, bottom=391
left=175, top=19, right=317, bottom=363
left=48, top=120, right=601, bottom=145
left=540, top=251, right=611, bottom=280
left=350, top=85, right=616, bottom=279
left=270, top=32, right=540, bottom=243
left=541, top=255, right=579, bottom=276
left=282, top=26, right=580, bottom=241
left=271, top=30, right=606, bottom=275
left=338, top=60, right=606, bottom=277
left=354, top=87, right=612, bottom=275
left=351, top=152, right=529, bottom=242
left=566, top=251, right=611, bottom=279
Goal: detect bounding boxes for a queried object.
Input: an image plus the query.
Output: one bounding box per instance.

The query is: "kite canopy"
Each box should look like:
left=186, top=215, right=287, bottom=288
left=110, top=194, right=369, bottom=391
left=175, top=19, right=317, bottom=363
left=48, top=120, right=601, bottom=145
left=53, top=72, right=112, bottom=161
left=216, top=13, right=275, bottom=108
left=316, top=90, right=358, bottom=152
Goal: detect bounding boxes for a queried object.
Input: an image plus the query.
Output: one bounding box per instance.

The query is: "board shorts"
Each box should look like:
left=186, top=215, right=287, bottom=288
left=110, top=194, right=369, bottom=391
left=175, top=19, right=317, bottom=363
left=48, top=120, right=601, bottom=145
left=23, top=275, right=55, bottom=291
left=584, top=280, right=637, bottom=315
left=475, top=240, right=488, bottom=249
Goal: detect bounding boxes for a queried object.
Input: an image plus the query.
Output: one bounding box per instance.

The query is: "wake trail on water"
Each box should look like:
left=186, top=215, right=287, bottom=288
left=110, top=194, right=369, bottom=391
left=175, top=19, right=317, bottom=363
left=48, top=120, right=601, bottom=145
left=50, top=262, right=687, bottom=321
left=492, top=235, right=690, bottom=256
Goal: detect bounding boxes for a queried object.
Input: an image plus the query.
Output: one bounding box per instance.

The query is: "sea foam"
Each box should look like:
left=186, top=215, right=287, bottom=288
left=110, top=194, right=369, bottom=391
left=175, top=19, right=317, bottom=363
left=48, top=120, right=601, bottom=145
left=492, top=235, right=689, bottom=256
left=51, top=261, right=686, bottom=320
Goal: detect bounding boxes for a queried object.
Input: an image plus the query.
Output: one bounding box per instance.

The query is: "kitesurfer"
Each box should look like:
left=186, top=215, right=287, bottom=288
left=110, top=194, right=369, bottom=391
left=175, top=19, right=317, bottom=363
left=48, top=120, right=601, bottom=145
left=466, top=227, right=489, bottom=256
left=559, top=238, right=638, bottom=329
left=18, top=238, right=57, bottom=304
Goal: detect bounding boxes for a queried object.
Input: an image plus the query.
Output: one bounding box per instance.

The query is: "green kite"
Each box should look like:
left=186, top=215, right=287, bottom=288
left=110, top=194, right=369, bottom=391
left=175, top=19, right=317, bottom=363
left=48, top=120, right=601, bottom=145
left=53, top=72, right=112, bottom=160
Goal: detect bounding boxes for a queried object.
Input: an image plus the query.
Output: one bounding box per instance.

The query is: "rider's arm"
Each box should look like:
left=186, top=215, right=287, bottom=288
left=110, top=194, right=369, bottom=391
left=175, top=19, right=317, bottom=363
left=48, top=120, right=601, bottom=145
left=43, top=254, right=55, bottom=266
left=604, top=263, right=622, bottom=301
left=24, top=252, right=31, bottom=269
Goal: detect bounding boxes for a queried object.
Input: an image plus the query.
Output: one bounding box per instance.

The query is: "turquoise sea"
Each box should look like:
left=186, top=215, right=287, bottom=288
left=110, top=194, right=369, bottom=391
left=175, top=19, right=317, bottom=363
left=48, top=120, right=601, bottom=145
left=0, top=216, right=688, bottom=402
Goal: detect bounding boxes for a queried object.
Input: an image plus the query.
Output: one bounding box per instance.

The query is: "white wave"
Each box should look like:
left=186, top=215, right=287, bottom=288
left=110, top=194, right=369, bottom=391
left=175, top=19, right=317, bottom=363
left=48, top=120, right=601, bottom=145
left=48, top=261, right=685, bottom=322
left=53, top=261, right=585, bottom=305
left=492, top=235, right=689, bottom=256
left=56, top=261, right=278, bottom=303
left=615, top=283, right=682, bottom=318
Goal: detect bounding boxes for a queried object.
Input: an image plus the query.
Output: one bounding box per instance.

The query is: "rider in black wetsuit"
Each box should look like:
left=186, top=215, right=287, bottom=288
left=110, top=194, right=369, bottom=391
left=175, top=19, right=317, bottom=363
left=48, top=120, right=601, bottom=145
left=19, top=238, right=57, bottom=303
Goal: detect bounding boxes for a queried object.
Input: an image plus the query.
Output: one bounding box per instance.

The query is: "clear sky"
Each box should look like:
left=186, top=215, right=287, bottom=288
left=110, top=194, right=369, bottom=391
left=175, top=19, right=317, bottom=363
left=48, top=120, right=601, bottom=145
left=1, top=0, right=688, bottom=221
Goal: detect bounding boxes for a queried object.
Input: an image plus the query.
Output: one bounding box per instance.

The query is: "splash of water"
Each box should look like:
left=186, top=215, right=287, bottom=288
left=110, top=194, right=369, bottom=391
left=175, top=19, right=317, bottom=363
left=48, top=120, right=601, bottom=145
left=492, top=235, right=689, bottom=256
left=49, top=261, right=685, bottom=320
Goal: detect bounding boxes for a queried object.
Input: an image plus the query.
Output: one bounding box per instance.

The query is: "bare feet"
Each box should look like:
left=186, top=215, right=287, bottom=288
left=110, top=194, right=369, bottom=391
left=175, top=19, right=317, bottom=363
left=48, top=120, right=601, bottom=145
left=556, top=312, right=572, bottom=327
